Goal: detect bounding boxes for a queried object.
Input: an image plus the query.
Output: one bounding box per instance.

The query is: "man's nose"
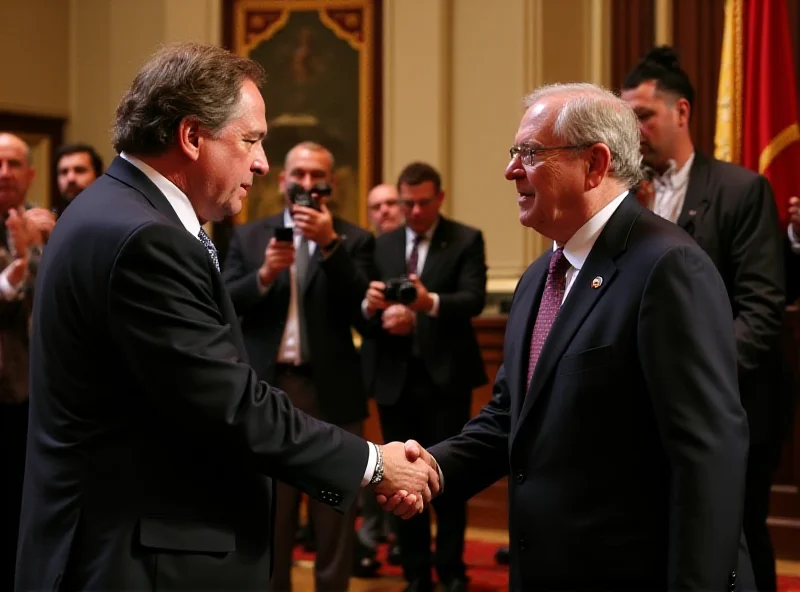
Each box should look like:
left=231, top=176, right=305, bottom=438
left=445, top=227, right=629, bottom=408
left=252, top=144, right=269, bottom=176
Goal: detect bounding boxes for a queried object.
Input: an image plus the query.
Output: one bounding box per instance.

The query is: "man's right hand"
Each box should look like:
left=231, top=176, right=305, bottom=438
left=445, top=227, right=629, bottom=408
left=258, top=238, right=294, bottom=288
left=789, top=196, right=800, bottom=237
left=364, top=281, right=388, bottom=317
left=372, top=441, right=441, bottom=519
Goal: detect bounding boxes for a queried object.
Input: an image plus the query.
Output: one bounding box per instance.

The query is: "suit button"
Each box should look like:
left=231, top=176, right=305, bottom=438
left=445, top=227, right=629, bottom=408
left=518, top=537, right=526, bottom=551
left=515, top=471, right=525, bottom=484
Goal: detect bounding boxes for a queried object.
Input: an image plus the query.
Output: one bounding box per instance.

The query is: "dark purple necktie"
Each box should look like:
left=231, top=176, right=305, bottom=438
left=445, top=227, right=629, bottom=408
left=407, top=233, right=423, bottom=275
left=526, top=248, right=570, bottom=390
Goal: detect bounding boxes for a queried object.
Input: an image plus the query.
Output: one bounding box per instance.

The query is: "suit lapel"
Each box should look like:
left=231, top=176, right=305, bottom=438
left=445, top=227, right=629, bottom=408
left=511, top=195, right=641, bottom=445
left=420, top=217, right=449, bottom=284
left=676, top=152, right=710, bottom=236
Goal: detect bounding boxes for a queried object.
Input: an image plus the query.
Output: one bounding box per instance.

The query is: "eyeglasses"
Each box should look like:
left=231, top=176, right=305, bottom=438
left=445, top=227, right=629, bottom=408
left=399, top=197, right=437, bottom=209
left=509, top=143, right=592, bottom=166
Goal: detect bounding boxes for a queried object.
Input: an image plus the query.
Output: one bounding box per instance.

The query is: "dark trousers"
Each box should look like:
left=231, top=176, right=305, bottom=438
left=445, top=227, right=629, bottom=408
left=270, top=366, right=361, bottom=592
left=0, top=400, right=28, bottom=592
left=743, top=441, right=781, bottom=592
left=378, top=360, right=472, bottom=585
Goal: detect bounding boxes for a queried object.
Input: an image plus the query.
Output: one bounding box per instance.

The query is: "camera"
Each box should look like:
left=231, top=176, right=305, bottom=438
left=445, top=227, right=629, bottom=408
left=383, top=276, right=417, bottom=305
left=287, top=182, right=332, bottom=211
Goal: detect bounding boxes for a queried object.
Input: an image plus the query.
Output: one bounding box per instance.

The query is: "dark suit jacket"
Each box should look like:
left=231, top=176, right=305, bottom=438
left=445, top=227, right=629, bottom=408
left=430, top=194, right=749, bottom=591
left=364, top=217, right=488, bottom=405
left=16, top=157, right=368, bottom=591
left=222, top=212, right=376, bottom=426
left=678, top=153, right=785, bottom=445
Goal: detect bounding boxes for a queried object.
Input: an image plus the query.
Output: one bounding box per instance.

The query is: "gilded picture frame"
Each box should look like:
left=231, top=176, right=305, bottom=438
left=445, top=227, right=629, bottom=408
left=226, top=0, right=380, bottom=229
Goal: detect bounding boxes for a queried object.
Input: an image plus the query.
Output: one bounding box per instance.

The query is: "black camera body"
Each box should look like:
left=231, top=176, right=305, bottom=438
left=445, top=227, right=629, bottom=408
left=384, top=276, right=417, bottom=305
left=287, top=182, right=332, bottom=211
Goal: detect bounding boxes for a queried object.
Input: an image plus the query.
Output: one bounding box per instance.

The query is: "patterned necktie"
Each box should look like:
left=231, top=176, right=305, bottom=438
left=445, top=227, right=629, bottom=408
left=407, top=233, right=423, bottom=275
left=295, top=236, right=311, bottom=363
left=197, top=228, right=219, bottom=272
left=526, top=248, right=571, bottom=390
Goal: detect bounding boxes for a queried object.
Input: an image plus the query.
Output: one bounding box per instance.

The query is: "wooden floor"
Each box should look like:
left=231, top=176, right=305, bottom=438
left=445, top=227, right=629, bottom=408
left=287, top=528, right=800, bottom=591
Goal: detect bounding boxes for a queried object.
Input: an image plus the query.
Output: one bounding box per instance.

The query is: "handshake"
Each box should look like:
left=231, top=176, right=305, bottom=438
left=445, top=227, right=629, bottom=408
left=371, top=440, right=440, bottom=519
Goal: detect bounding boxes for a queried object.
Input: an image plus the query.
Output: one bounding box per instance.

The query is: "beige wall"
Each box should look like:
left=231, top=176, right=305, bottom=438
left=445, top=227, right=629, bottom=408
left=1, top=0, right=610, bottom=289
left=0, top=0, right=70, bottom=117
left=69, top=0, right=221, bottom=170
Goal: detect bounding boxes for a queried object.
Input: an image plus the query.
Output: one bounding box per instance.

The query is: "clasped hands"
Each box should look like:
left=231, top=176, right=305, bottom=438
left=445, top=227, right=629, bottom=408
left=5, top=206, right=56, bottom=286
left=371, top=440, right=440, bottom=519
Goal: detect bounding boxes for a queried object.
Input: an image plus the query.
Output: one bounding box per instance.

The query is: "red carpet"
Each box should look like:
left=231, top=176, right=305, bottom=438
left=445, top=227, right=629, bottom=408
left=295, top=540, right=800, bottom=591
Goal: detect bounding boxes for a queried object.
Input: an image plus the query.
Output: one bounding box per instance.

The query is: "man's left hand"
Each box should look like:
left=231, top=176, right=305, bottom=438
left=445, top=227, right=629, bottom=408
left=382, top=303, right=414, bottom=335
left=293, top=202, right=336, bottom=247
left=408, top=274, right=434, bottom=313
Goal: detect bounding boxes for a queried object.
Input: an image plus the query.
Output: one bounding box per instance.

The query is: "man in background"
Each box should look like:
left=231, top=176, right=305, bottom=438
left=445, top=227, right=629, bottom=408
left=354, top=181, right=406, bottom=577
left=622, top=46, right=785, bottom=592
left=364, top=162, right=487, bottom=592
left=54, top=142, right=103, bottom=214
left=0, top=132, right=55, bottom=589
left=223, top=141, right=377, bottom=592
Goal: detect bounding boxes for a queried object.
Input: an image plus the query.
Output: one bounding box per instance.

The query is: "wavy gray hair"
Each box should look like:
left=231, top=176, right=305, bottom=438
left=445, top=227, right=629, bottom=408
left=523, top=82, right=643, bottom=187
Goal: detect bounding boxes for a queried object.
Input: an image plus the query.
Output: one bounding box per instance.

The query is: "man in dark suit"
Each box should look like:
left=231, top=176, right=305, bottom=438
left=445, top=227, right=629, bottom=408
left=15, top=43, right=437, bottom=592
left=0, top=132, right=56, bottom=590
left=621, top=47, right=786, bottom=592
left=391, top=82, right=750, bottom=591
left=363, top=162, right=487, bottom=592
left=222, top=140, right=376, bottom=592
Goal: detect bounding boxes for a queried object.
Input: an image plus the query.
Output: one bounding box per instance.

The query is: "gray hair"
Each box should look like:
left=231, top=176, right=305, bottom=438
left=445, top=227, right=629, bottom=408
left=523, top=82, right=643, bottom=187
left=112, top=43, right=266, bottom=155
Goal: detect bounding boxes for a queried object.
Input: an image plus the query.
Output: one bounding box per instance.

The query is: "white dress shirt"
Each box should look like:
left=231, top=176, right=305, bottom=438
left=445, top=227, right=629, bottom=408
left=555, top=190, right=629, bottom=302
left=651, top=152, right=695, bottom=224
left=788, top=225, right=800, bottom=254
left=118, top=154, right=378, bottom=485
left=276, top=209, right=314, bottom=365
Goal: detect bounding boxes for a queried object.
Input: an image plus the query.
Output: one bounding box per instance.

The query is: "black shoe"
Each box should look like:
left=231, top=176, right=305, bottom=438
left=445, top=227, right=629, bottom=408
left=494, top=546, right=510, bottom=565
left=403, top=578, right=433, bottom=592
left=353, top=555, right=382, bottom=578
left=442, top=577, right=469, bottom=592
left=387, top=542, right=403, bottom=566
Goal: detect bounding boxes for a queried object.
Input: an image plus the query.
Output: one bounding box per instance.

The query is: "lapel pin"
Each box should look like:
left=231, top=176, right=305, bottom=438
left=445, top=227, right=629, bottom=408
left=688, top=209, right=697, bottom=217
left=591, top=276, right=603, bottom=289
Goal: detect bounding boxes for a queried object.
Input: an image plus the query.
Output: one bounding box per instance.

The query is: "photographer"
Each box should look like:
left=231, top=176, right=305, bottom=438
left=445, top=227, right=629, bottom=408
left=222, top=141, right=377, bottom=592
left=362, top=162, right=487, bottom=592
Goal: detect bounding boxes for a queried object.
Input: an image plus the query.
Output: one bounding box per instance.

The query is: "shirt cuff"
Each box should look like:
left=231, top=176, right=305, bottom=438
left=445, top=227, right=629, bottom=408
left=361, top=442, right=378, bottom=486
left=789, top=225, right=800, bottom=254
left=430, top=453, right=445, bottom=494
left=427, top=293, right=440, bottom=317
left=0, top=263, right=23, bottom=301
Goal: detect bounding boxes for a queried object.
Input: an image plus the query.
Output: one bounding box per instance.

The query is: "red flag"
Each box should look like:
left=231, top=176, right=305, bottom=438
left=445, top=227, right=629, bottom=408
left=740, top=0, right=800, bottom=228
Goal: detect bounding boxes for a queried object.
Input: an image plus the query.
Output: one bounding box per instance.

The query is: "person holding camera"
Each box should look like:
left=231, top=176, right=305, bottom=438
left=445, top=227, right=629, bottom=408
left=222, top=141, right=377, bottom=592
left=362, top=162, right=488, bottom=592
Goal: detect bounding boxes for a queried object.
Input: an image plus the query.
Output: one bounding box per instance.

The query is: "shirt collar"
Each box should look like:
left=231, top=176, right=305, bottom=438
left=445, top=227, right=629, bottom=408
left=554, top=190, right=629, bottom=271
left=119, top=152, right=201, bottom=238
left=406, top=216, right=440, bottom=244
left=653, top=152, right=695, bottom=191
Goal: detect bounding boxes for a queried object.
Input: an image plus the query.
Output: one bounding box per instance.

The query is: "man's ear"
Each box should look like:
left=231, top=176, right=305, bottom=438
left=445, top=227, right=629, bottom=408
left=176, top=116, right=203, bottom=161
left=584, top=143, right=612, bottom=191
left=676, top=97, right=691, bottom=127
